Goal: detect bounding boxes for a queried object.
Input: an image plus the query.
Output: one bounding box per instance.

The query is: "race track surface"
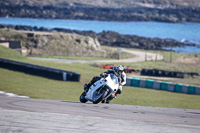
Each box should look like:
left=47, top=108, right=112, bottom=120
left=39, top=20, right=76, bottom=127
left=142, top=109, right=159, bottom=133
left=0, top=96, right=200, bottom=133
left=28, top=49, right=164, bottom=64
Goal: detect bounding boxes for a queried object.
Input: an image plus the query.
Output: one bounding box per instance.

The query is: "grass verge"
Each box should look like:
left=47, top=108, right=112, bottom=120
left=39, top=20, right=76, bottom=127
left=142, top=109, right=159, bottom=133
left=0, top=68, right=200, bottom=109
left=0, top=46, right=200, bottom=109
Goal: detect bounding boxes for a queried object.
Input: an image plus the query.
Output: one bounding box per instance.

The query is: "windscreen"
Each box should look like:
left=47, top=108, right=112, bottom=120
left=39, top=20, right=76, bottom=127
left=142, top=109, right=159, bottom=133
left=110, top=74, right=119, bottom=84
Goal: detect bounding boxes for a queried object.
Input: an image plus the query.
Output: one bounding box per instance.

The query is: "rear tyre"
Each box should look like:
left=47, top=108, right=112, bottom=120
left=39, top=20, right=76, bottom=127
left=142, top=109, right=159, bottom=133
left=80, top=92, right=88, bottom=103
left=93, top=89, right=108, bottom=104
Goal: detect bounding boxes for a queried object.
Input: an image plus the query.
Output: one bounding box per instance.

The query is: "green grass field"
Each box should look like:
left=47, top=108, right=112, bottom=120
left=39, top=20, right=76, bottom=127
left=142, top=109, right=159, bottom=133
left=0, top=45, right=200, bottom=109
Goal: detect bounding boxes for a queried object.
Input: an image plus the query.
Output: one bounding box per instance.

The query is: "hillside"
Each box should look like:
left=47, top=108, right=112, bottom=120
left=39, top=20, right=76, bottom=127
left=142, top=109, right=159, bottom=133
left=0, top=45, right=25, bottom=59
left=0, top=29, right=102, bottom=57
left=0, top=29, right=133, bottom=59
left=0, top=0, right=200, bottom=23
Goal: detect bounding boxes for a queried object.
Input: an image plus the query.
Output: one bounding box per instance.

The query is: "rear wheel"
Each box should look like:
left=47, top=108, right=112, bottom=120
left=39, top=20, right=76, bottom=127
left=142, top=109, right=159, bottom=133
left=93, top=89, right=108, bottom=104
left=80, top=92, right=88, bottom=103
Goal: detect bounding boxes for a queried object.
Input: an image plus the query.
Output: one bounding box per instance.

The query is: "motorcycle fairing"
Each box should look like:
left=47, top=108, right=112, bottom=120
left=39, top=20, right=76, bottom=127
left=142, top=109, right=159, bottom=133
left=105, top=74, right=119, bottom=91
left=85, top=74, right=119, bottom=102
left=85, top=80, right=104, bottom=101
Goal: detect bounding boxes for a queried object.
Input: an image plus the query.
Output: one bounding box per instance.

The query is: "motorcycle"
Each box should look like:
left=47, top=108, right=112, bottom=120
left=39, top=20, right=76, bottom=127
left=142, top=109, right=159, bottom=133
left=80, top=73, right=119, bottom=104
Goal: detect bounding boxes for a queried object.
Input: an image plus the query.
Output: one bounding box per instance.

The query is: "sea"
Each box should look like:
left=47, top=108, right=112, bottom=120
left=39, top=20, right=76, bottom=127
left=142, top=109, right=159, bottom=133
left=0, top=17, right=200, bottom=53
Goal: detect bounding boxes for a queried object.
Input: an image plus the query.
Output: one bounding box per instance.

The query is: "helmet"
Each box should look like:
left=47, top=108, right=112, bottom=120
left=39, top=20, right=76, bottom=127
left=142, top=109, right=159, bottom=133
left=118, top=65, right=124, bottom=73
left=113, top=65, right=124, bottom=76
left=113, top=66, right=119, bottom=74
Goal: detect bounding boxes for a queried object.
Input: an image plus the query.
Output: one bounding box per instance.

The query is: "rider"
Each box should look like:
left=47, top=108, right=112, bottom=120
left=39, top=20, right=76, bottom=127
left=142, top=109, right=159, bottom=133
left=84, top=65, right=126, bottom=103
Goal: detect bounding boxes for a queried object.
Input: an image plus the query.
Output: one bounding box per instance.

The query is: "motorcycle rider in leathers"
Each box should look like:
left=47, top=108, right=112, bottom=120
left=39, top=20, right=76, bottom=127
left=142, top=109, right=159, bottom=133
left=84, top=65, right=126, bottom=103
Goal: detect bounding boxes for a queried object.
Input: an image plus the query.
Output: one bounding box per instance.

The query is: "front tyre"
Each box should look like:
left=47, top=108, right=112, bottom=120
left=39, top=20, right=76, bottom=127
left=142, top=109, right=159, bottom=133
left=93, top=89, right=108, bottom=104
left=80, top=92, right=88, bottom=103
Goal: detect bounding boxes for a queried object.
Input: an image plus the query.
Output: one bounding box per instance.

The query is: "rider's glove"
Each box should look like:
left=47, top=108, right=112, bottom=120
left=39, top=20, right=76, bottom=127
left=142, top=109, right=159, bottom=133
left=100, top=73, right=106, bottom=77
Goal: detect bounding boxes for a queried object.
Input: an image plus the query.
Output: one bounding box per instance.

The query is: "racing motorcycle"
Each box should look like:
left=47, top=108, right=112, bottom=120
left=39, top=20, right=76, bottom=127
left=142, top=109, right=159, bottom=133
left=80, top=73, right=119, bottom=104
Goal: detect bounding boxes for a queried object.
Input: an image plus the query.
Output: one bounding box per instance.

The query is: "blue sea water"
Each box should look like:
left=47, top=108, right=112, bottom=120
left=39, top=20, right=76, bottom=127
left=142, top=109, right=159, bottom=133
left=0, top=17, right=200, bottom=53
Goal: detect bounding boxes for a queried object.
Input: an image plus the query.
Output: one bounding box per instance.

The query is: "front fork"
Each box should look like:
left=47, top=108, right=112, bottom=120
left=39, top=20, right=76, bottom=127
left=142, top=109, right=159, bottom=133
left=103, top=89, right=115, bottom=100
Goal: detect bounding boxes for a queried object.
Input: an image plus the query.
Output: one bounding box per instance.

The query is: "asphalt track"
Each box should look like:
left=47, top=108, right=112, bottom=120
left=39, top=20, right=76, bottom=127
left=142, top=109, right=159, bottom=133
left=28, top=49, right=164, bottom=63
left=0, top=95, right=200, bottom=133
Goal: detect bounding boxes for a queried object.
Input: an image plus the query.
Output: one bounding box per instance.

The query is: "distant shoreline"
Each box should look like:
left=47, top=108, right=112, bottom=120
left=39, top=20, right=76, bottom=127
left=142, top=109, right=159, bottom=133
left=1, top=23, right=199, bottom=52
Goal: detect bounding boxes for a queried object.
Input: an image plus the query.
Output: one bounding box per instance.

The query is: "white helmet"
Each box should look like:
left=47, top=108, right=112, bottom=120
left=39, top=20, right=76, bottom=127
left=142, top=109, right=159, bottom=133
left=113, top=65, right=124, bottom=76
left=118, top=65, right=124, bottom=72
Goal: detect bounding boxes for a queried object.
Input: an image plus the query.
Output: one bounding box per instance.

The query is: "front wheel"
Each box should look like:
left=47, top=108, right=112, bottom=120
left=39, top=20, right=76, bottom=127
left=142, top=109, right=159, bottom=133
left=93, top=89, right=108, bottom=104
left=80, top=92, right=88, bottom=103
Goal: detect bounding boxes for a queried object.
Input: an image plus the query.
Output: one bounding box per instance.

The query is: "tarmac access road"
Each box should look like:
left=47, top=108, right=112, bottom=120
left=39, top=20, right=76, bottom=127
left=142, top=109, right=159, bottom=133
left=0, top=95, right=200, bottom=133
left=28, top=49, right=164, bottom=64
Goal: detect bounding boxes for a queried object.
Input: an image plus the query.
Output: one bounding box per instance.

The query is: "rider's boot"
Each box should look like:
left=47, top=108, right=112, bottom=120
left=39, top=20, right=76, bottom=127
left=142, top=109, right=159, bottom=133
left=105, top=98, right=112, bottom=104
left=103, top=93, right=116, bottom=104
left=101, top=100, right=105, bottom=103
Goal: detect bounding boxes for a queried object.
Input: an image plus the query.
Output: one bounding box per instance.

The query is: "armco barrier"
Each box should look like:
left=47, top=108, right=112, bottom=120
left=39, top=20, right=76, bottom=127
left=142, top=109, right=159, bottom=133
left=152, top=81, right=161, bottom=90
left=167, top=83, right=175, bottom=92
left=145, top=79, right=154, bottom=89
left=131, top=78, right=140, bottom=87
left=188, top=86, right=195, bottom=94
left=182, top=85, right=189, bottom=94
left=0, top=58, right=80, bottom=81
left=175, top=83, right=182, bottom=93
left=139, top=79, right=146, bottom=88
left=125, top=77, right=200, bottom=95
left=195, top=86, right=200, bottom=95
left=160, top=82, right=168, bottom=91
left=125, top=78, right=132, bottom=86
